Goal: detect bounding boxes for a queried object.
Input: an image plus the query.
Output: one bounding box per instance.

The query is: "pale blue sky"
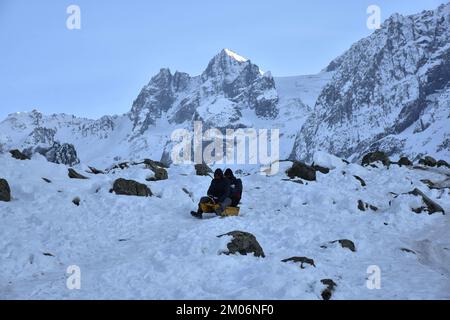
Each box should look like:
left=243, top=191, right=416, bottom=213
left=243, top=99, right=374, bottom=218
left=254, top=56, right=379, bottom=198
left=0, top=0, right=444, bottom=119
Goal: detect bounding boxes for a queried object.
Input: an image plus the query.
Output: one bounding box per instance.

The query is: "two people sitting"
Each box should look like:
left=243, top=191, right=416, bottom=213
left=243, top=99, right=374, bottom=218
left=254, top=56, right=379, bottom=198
left=191, top=168, right=243, bottom=219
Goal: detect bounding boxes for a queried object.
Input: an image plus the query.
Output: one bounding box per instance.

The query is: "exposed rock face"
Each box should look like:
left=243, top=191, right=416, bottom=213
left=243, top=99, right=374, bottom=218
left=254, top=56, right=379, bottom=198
left=353, top=175, right=366, bottom=187
left=218, top=231, right=265, bottom=258
left=322, top=239, right=356, bottom=252
left=409, top=188, right=445, bottom=214
left=195, top=163, right=213, bottom=176
left=361, top=151, right=390, bottom=167
left=68, top=169, right=89, bottom=180
left=398, top=157, right=413, bottom=167
left=129, top=49, right=279, bottom=135
left=419, top=156, right=437, bottom=167
left=437, top=160, right=450, bottom=168
left=286, top=162, right=316, bottom=181
left=10, top=149, right=29, bottom=160
left=321, top=279, right=337, bottom=300
left=44, top=143, right=80, bottom=166
left=112, top=178, right=152, bottom=197
left=0, top=178, right=11, bottom=202
left=357, top=200, right=378, bottom=212
left=291, top=4, right=450, bottom=162
left=144, top=159, right=168, bottom=181
left=281, top=256, right=316, bottom=269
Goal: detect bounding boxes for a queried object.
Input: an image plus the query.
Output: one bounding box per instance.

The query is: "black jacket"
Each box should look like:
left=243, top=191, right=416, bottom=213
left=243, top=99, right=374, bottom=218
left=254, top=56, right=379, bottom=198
left=207, top=178, right=231, bottom=203
left=228, top=177, right=243, bottom=196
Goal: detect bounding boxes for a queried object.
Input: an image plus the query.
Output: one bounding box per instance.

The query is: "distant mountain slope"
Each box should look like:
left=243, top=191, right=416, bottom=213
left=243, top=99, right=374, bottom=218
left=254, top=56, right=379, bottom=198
left=291, top=3, right=450, bottom=162
left=0, top=50, right=324, bottom=166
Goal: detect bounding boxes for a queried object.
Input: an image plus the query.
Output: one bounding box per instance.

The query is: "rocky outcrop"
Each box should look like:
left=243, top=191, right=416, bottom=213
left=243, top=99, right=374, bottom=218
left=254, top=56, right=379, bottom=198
left=357, top=200, right=378, bottom=212
left=320, top=279, right=337, bottom=300
left=44, top=142, right=80, bottom=166
left=291, top=4, right=450, bottom=162
left=195, top=163, right=213, bottom=176
left=286, top=162, right=317, bottom=181
left=68, top=169, right=89, bottom=180
left=112, top=178, right=152, bottom=197
left=409, top=188, right=445, bottom=215
left=144, top=159, right=168, bottom=181
left=0, top=178, right=11, bottom=202
left=281, top=256, right=316, bottom=269
left=398, top=157, right=413, bottom=167
left=218, top=231, right=265, bottom=258
left=322, top=239, right=356, bottom=252
left=10, top=149, right=29, bottom=160
left=419, top=156, right=437, bottom=167
left=361, top=151, right=390, bottom=167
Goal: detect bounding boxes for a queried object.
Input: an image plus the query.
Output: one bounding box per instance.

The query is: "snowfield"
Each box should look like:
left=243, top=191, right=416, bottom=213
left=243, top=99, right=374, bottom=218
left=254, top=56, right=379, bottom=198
left=1, top=153, right=449, bottom=300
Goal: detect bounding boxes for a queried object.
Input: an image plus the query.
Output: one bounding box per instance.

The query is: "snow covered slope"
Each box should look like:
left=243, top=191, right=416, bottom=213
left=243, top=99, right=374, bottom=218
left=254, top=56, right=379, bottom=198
left=291, top=3, right=450, bottom=162
left=1, top=153, right=449, bottom=299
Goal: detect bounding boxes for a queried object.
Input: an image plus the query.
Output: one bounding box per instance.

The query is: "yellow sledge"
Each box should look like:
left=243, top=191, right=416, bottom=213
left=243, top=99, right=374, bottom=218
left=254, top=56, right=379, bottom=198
left=200, top=202, right=240, bottom=217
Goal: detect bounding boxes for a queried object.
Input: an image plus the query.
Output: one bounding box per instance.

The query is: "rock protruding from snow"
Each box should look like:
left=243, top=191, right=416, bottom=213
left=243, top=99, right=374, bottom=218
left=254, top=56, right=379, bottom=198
left=286, top=162, right=316, bottom=181
left=409, top=188, right=445, bottom=215
left=357, top=200, right=378, bottom=212
left=419, top=156, right=437, bottom=167
left=10, top=149, right=29, bottom=160
left=218, top=231, right=265, bottom=258
left=44, top=143, right=80, bottom=166
left=322, top=239, right=356, bottom=252
left=144, top=159, right=168, bottom=181
left=398, top=157, right=413, bottom=167
left=320, top=279, right=337, bottom=300
left=361, top=151, right=390, bottom=167
left=195, top=163, right=213, bottom=176
left=112, top=178, right=152, bottom=197
left=0, top=178, right=11, bottom=202
left=281, top=256, right=316, bottom=269
left=68, top=168, right=89, bottom=180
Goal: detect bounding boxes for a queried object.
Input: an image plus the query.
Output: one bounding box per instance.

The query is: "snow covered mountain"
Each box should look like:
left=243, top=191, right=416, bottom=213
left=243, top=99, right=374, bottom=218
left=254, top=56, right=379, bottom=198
left=1, top=4, right=449, bottom=168
left=291, top=3, right=450, bottom=162
left=0, top=49, right=323, bottom=167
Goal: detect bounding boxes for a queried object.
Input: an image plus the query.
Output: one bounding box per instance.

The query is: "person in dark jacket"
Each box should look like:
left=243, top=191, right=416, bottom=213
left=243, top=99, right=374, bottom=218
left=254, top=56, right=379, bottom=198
left=191, top=168, right=232, bottom=219
left=224, top=168, right=243, bottom=207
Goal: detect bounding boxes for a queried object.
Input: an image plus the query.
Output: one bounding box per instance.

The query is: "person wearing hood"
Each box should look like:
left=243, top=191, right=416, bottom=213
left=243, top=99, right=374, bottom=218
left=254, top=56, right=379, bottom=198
left=224, top=168, right=243, bottom=207
left=191, top=168, right=232, bottom=219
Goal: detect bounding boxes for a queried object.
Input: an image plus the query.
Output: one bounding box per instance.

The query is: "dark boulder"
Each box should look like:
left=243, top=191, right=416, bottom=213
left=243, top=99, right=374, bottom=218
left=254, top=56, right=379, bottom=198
left=286, top=161, right=316, bottom=181
left=353, top=175, right=366, bottom=187
left=195, top=163, right=213, bottom=176
left=218, top=231, right=265, bottom=258
left=0, top=178, right=11, bottom=202
left=68, top=169, right=89, bottom=180
left=72, top=197, right=81, bottom=206
left=144, top=159, right=168, bottom=169
left=320, top=279, right=337, bottom=300
left=44, top=142, right=80, bottom=166
left=282, top=256, right=316, bottom=269
left=357, top=200, right=378, bottom=212
left=312, top=164, right=330, bottom=174
left=112, top=178, right=152, bottom=197
left=408, top=188, right=445, bottom=215
left=144, top=159, right=168, bottom=181
left=87, top=166, right=104, bottom=175
left=419, top=156, right=437, bottom=167
left=437, top=160, right=450, bottom=168
left=322, top=239, right=356, bottom=252
left=361, top=151, right=390, bottom=167
left=10, top=149, right=30, bottom=160
left=398, top=157, right=413, bottom=167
